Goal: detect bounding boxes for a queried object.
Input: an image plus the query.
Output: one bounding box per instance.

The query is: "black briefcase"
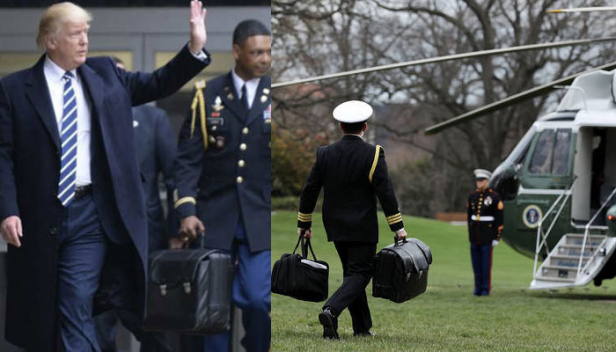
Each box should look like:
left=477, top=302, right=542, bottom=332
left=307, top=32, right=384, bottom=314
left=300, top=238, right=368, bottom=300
left=271, top=235, right=329, bottom=302
left=373, top=237, right=432, bottom=303
left=143, top=248, right=234, bottom=334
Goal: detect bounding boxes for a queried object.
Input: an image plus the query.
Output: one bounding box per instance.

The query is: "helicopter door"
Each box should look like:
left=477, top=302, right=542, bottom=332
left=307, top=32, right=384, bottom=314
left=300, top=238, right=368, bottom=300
left=574, top=127, right=616, bottom=225
left=572, top=127, right=592, bottom=223
left=603, top=129, right=616, bottom=208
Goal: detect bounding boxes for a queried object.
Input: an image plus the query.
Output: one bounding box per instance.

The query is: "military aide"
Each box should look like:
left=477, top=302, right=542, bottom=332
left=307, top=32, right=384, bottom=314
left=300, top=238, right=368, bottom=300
left=173, top=20, right=271, bottom=352
left=297, top=100, right=408, bottom=340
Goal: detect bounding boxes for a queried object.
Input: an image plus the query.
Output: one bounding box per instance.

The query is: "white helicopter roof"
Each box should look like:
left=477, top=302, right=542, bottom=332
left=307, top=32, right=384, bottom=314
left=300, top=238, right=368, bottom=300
left=546, top=68, right=616, bottom=129
left=557, top=69, right=616, bottom=112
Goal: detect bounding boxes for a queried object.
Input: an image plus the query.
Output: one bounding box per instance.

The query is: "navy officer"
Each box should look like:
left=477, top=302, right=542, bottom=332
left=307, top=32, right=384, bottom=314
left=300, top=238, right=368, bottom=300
left=297, top=100, right=407, bottom=339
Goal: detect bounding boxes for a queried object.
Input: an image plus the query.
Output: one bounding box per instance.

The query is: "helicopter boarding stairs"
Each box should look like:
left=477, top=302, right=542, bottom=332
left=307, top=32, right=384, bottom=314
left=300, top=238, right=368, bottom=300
left=530, top=182, right=616, bottom=289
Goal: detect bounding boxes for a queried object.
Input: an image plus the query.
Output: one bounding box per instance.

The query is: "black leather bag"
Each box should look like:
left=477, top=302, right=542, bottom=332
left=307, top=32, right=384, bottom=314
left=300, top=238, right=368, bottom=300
left=143, top=248, right=234, bottom=334
left=271, top=236, right=329, bottom=302
left=373, top=237, right=432, bottom=303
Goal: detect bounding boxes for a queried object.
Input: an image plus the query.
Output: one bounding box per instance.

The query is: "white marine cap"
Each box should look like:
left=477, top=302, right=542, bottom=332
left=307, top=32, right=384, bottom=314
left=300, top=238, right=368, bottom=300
left=333, top=100, right=373, bottom=123
left=474, top=169, right=492, bottom=180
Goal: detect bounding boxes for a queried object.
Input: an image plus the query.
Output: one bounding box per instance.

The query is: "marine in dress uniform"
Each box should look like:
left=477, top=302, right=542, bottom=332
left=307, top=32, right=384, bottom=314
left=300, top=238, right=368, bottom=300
left=467, top=169, right=504, bottom=296
left=297, top=100, right=408, bottom=339
left=173, top=20, right=271, bottom=352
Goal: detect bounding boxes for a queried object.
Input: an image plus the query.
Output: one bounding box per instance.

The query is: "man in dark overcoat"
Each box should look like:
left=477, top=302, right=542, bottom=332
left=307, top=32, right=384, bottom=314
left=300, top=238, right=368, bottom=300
left=0, top=1, right=210, bottom=350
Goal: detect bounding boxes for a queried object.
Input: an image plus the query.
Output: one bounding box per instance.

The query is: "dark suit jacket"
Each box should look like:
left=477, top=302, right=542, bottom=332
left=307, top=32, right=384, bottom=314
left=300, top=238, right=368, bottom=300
left=175, top=72, right=271, bottom=252
left=298, top=135, right=404, bottom=243
left=132, top=105, right=177, bottom=252
left=0, top=45, right=209, bottom=350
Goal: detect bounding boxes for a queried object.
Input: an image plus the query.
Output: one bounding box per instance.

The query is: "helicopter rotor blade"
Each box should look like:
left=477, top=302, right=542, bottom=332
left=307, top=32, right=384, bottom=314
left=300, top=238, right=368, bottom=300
left=272, top=37, right=616, bottom=89
left=423, top=61, right=616, bottom=135
left=548, top=7, right=616, bottom=13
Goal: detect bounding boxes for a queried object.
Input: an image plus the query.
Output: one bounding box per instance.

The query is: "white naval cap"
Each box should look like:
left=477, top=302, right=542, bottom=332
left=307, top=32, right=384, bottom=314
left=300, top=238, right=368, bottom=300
left=474, top=169, right=492, bottom=180
left=333, top=100, right=373, bottom=123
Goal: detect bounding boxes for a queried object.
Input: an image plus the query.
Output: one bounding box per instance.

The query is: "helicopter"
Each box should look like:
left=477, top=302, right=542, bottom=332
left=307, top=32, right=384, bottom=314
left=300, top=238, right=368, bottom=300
left=424, top=62, right=616, bottom=290
left=423, top=6, right=616, bottom=289
left=273, top=26, right=616, bottom=289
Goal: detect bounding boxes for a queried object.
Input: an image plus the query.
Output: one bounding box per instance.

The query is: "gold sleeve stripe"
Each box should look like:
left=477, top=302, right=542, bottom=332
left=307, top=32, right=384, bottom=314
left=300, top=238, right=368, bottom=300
left=386, top=213, right=402, bottom=220
left=387, top=215, right=403, bottom=224
left=298, top=212, right=313, bottom=221
left=369, top=145, right=382, bottom=183
left=174, top=197, right=196, bottom=209
left=387, top=213, right=402, bottom=225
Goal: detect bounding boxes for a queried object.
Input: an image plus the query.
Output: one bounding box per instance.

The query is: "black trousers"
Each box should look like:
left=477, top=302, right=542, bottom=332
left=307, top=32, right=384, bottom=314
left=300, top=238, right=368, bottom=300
left=324, top=241, right=377, bottom=333
left=94, top=309, right=173, bottom=352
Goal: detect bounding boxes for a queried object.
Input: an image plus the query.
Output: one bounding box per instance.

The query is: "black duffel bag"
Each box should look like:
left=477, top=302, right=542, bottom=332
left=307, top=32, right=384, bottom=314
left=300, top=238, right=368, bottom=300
left=272, top=235, right=329, bottom=302
left=143, top=248, right=234, bottom=334
left=373, top=236, right=432, bottom=303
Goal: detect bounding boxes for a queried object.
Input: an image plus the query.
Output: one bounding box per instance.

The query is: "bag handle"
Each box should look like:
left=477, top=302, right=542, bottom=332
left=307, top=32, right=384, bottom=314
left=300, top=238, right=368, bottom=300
left=293, top=234, right=303, bottom=254
left=303, top=238, right=318, bottom=262
left=294, top=233, right=319, bottom=261
left=394, top=234, right=408, bottom=245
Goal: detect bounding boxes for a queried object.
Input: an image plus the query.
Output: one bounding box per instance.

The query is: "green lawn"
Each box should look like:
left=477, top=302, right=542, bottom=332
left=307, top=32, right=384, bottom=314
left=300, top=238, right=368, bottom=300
left=271, top=211, right=616, bottom=352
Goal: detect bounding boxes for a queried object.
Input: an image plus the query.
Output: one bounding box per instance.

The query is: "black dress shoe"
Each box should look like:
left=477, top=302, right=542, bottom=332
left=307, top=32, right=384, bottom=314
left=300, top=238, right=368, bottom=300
left=353, top=330, right=375, bottom=337
left=318, top=308, right=339, bottom=340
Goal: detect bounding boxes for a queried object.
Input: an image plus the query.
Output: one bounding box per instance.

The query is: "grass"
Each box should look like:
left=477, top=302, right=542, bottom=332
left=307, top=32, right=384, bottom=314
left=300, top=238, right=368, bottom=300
left=271, top=211, right=616, bottom=352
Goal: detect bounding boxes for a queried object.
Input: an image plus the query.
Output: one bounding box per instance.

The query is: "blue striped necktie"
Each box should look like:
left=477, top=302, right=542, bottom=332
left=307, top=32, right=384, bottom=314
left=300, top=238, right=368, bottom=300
left=58, top=71, right=78, bottom=207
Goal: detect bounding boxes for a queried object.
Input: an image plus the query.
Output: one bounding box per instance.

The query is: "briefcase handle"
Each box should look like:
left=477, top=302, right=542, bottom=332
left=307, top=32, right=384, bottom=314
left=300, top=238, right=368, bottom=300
left=293, top=234, right=319, bottom=262
left=394, top=235, right=408, bottom=245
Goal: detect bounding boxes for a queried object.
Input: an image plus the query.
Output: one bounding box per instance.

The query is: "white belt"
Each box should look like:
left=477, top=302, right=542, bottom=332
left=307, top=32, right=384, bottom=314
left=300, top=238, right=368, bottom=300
left=471, top=215, right=494, bottom=221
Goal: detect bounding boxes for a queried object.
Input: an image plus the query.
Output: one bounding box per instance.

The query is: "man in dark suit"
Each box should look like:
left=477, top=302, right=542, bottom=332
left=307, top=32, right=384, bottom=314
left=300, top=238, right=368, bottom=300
left=297, top=100, right=408, bottom=340
left=94, top=56, right=177, bottom=351
left=174, top=19, right=271, bottom=352
left=0, top=2, right=210, bottom=351
left=95, top=102, right=177, bottom=352
left=467, top=169, right=503, bottom=296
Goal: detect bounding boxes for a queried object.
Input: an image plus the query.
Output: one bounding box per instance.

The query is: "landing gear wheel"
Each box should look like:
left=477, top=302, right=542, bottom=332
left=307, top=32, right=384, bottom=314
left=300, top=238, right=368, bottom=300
left=593, top=278, right=602, bottom=287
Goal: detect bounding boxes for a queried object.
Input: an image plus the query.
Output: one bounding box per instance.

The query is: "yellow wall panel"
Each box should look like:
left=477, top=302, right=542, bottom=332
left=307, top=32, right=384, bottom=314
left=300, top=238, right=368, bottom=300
left=0, top=51, right=133, bottom=78
left=155, top=51, right=234, bottom=91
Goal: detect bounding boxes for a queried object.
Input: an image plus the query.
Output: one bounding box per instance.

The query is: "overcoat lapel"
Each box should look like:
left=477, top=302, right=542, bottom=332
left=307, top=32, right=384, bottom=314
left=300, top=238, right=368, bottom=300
left=24, top=55, right=60, bottom=150
left=78, top=63, right=104, bottom=124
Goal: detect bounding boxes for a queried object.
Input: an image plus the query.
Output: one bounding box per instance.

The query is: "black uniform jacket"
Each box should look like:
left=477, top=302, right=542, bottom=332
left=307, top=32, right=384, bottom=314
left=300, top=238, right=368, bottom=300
left=174, top=72, right=271, bottom=252
left=132, top=105, right=177, bottom=252
left=467, top=188, right=504, bottom=245
left=298, top=135, right=403, bottom=243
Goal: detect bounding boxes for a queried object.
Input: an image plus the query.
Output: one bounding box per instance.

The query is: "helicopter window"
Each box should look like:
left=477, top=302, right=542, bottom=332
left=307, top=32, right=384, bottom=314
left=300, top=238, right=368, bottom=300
left=529, top=130, right=555, bottom=175
left=552, top=130, right=572, bottom=175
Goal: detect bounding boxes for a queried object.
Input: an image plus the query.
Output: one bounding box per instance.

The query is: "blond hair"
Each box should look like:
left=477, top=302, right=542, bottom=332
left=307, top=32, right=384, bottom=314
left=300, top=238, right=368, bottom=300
left=36, top=2, right=92, bottom=51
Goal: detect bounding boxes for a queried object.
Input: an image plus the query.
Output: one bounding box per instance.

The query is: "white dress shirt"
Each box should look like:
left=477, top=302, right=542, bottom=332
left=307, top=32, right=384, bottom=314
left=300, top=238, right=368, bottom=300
left=44, top=56, right=92, bottom=186
left=231, top=68, right=261, bottom=109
